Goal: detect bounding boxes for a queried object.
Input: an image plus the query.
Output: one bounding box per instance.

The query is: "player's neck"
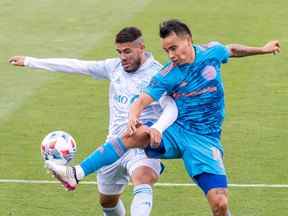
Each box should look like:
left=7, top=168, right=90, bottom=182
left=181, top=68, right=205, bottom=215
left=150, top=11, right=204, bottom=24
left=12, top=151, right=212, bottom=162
left=189, top=46, right=196, bottom=64
left=183, top=46, right=196, bottom=64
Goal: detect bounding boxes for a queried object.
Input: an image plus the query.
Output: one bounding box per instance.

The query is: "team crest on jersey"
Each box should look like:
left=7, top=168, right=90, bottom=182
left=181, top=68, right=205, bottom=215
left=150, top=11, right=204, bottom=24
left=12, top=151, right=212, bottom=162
left=201, top=65, right=216, bottom=81
left=159, top=63, right=174, bottom=76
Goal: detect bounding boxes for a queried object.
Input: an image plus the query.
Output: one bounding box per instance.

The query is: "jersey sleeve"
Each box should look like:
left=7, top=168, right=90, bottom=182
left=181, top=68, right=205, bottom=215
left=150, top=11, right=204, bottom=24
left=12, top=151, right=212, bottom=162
left=207, top=41, right=231, bottom=64
left=24, top=57, right=118, bottom=80
left=87, top=58, right=120, bottom=80
left=24, top=57, right=95, bottom=75
left=144, top=63, right=181, bottom=101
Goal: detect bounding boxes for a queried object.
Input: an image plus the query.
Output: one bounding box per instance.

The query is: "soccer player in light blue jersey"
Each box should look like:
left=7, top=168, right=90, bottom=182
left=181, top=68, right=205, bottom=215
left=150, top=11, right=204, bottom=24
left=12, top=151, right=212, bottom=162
left=127, top=20, right=280, bottom=216
left=44, top=20, right=280, bottom=216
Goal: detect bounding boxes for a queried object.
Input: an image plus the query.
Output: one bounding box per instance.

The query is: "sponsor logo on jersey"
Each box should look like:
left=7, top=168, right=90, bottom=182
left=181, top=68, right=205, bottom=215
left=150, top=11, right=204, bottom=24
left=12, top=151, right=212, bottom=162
left=114, top=94, right=140, bottom=105
left=113, top=95, right=128, bottom=104
left=173, top=86, right=217, bottom=99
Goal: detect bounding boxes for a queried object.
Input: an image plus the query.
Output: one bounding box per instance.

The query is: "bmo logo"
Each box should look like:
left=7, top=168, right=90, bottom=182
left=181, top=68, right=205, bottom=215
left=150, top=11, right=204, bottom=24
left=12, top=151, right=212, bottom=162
left=114, top=95, right=128, bottom=104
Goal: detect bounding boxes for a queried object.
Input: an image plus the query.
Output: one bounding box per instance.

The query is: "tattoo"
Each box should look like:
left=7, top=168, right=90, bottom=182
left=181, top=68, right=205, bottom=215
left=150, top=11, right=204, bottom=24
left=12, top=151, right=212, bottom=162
left=228, top=44, right=262, bottom=57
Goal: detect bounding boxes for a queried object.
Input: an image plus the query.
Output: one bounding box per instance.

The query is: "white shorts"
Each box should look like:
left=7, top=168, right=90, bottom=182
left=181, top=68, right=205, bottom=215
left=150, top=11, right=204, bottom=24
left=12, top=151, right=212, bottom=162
left=97, top=148, right=161, bottom=195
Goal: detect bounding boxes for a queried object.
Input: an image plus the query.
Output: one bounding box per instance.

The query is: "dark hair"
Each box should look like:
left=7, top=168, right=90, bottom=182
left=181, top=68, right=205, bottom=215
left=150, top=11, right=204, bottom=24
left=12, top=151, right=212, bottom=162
left=115, top=27, right=142, bottom=43
left=159, top=19, right=192, bottom=38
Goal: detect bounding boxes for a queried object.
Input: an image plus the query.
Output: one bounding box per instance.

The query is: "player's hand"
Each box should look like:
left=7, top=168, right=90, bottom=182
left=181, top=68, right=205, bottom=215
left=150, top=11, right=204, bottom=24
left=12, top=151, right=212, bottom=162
left=8, top=56, right=25, bottom=66
left=127, top=115, right=140, bottom=136
left=148, top=128, right=162, bottom=148
left=262, top=40, right=280, bottom=55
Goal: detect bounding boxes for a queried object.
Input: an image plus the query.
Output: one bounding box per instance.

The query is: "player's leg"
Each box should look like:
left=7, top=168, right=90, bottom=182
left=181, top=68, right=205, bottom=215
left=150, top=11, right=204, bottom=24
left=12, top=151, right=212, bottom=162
left=181, top=132, right=232, bottom=216
left=130, top=167, right=157, bottom=216
left=96, top=162, right=128, bottom=216
left=79, top=125, right=151, bottom=176
left=194, top=173, right=230, bottom=216
left=206, top=187, right=230, bottom=216
left=99, top=194, right=125, bottom=216
left=128, top=155, right=161, bottom=216
left=45, top=125, right=151, bottom=189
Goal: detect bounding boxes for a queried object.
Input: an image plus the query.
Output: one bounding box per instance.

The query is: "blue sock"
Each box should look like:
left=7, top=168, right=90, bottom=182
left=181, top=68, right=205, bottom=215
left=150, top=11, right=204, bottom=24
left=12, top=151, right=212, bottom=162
left=80, top=138, right=127, bottom=176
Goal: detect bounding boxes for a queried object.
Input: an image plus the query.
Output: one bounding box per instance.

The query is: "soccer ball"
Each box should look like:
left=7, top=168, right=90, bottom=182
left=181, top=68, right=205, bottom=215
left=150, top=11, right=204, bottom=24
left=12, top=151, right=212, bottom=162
left=41, top=130, right=77, bottom=165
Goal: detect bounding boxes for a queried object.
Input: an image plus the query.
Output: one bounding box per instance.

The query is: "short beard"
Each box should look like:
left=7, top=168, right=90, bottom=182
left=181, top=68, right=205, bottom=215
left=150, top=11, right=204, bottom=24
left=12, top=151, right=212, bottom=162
left=124, top=58, right=142, bottom=73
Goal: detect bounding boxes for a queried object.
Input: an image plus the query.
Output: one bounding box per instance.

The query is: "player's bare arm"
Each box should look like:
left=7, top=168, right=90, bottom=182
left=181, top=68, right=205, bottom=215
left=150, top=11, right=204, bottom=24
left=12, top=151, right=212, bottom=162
left=128, top=93, right=154, bottom=135
left=228, top=40, right=280, bottom=57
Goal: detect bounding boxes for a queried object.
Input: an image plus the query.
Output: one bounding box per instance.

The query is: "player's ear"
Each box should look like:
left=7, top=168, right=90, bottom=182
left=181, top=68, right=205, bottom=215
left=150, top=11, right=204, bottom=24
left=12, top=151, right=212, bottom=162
left=186, top=35, right=193, bottom=46
left=139, top=41, right=145, bottom=50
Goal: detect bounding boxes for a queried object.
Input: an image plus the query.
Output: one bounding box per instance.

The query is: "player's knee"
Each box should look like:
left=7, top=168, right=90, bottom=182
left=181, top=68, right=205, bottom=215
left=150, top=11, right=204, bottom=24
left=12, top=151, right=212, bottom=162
left=211, top=195, right=228, bottom=216
left=131, top=167, right=158, bottom=185
left=99, top=194, right=120, bottom=208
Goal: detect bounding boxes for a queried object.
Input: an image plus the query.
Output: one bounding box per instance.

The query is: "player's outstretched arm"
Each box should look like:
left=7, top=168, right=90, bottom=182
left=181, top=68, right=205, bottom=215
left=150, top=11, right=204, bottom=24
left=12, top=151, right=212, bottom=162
left=128, top=93, right=154, bottom=135
left=228, top=40, right=280, bottom=57
left=8, top=56, right=99, bottom=76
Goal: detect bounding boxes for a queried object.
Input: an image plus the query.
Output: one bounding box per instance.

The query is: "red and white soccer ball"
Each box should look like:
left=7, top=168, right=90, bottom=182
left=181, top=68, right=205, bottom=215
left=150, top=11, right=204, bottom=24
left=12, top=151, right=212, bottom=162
left=41, top=130, right=77, bottom=165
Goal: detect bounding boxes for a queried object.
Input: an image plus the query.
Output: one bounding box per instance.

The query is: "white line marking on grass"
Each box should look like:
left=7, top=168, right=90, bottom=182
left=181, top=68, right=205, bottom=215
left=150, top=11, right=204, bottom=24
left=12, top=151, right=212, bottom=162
left=1, top=179, right=288, bottom=188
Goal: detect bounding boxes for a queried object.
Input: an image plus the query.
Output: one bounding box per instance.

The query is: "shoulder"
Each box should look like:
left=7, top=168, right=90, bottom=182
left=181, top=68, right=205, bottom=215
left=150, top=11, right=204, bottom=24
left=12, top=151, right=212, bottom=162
left=199, top=41, right=225, bottom=49
left=158, top=62, right=179, bottom=77
left=99, top=58, right=123, bottom=75
left=151, top=60, right=162, bottom=71
left=143, top=53, right=163, bottom=75
left=150, top=62, right=183, bottom=88
left=103, top=57, right=121, bottom=68
left=196, top=42, right=230, bottom=63
left=144, top=59, right=163, bottom=77
left=199, top=41, right=229, bottom=54
left=149, top=56, right=162, bottom=69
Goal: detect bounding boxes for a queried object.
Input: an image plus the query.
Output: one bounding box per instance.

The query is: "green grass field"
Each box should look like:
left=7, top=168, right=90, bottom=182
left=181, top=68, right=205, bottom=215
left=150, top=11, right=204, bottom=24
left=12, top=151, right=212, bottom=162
left=1, top=0, right=287, bottom=215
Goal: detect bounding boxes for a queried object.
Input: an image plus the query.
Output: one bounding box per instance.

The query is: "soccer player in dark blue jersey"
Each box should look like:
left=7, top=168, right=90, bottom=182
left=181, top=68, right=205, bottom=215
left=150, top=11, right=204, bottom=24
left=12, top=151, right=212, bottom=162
left=45, top=20, right=280, bottom=216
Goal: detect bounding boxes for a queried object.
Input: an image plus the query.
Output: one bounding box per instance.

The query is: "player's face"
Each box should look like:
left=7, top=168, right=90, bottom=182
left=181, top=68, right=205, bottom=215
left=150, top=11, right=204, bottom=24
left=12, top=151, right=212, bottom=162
left=161, top=32, right=194, bottom=65
left=116, top=42, right=144, bottom=73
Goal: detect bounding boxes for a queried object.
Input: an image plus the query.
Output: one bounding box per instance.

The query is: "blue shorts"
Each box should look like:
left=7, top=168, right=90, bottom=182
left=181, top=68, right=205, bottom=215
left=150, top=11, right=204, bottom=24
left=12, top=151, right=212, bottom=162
left=145, top=123, right=226, bottom=177
left=193, top=172, right=228, bottom=195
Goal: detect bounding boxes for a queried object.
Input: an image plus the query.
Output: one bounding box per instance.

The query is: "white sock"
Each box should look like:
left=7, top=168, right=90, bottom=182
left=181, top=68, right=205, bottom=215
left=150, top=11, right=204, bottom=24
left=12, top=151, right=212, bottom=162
left=74, top=165, right=85, bottom=181
left=103, top=199, right=126, bottom=216
left=131, top=184, right=153, bottom=216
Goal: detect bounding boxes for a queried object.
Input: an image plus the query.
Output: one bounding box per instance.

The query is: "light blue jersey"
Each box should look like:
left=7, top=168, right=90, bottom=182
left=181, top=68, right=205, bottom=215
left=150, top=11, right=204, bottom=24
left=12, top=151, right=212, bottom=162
left=145, top=42, right=230, bottom=136
left=144, top=42, right=231, bottom=178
